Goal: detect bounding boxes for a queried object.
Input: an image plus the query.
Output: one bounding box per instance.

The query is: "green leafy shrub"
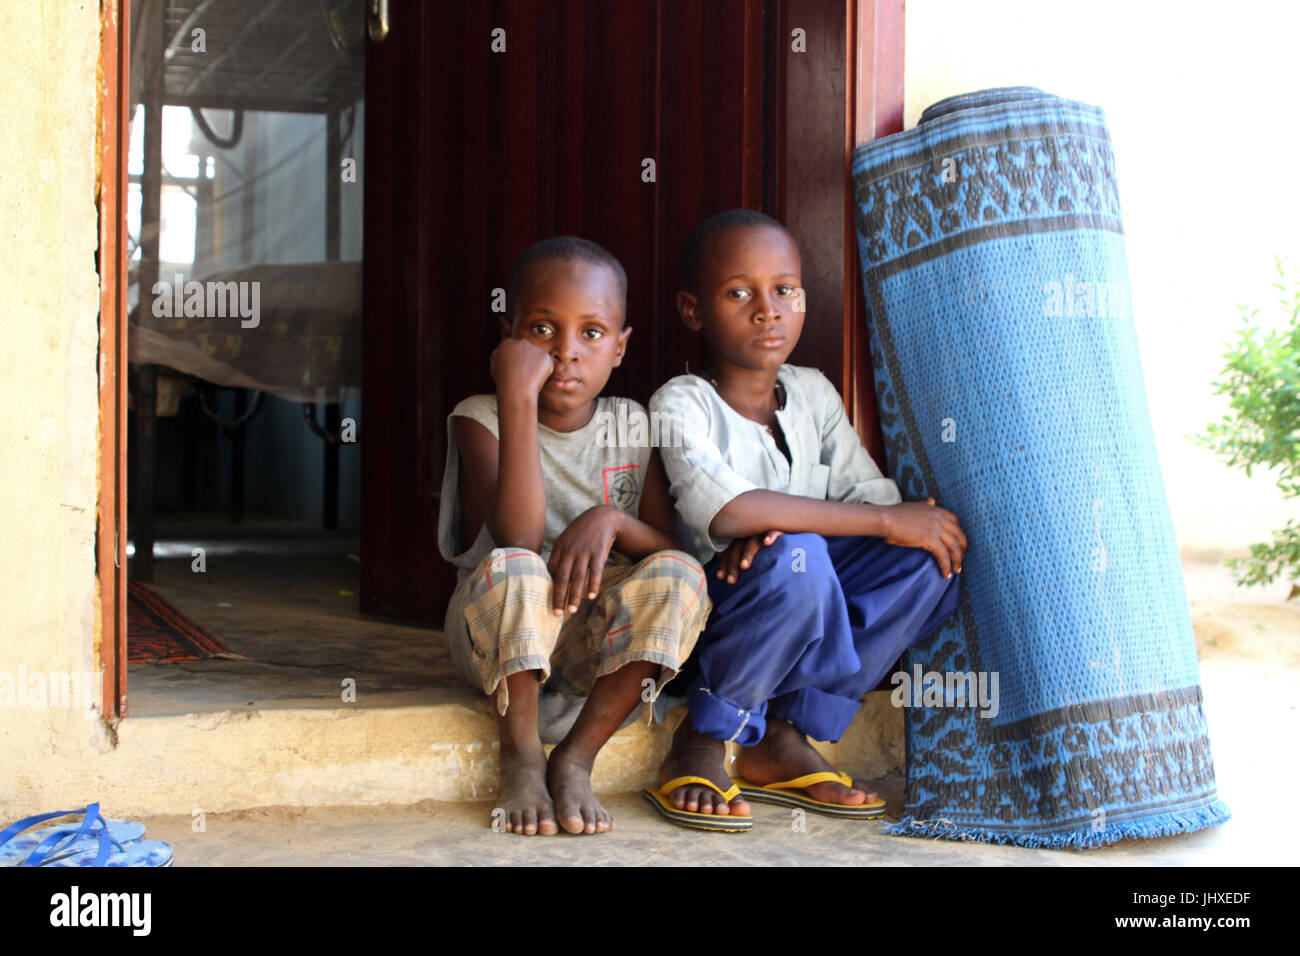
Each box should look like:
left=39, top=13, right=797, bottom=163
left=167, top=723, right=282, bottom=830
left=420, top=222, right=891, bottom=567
left=1192, top=257, right=1300, bottom=595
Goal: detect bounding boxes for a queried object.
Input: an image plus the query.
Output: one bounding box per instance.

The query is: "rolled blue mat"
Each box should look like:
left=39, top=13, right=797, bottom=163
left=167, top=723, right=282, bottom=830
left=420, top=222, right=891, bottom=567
left=850, top=87, right=1230, bottom=848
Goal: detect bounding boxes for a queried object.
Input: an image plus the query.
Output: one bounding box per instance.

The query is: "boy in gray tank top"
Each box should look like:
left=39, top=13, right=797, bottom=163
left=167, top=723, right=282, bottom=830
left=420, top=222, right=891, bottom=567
left=437, top=238, right=715, bottom=836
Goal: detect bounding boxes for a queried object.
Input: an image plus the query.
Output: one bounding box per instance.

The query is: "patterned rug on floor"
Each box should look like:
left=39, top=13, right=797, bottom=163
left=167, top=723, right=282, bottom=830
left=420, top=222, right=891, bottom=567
left=127, top=580, right=239, bottom=663
left=850, top=86, right=1230, bottom=848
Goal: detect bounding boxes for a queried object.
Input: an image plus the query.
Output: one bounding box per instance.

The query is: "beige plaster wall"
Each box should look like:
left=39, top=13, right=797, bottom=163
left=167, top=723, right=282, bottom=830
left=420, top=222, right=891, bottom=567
left=904, top=0, right=1300, bottom=562
left=0, top=0, right=114, bottom=815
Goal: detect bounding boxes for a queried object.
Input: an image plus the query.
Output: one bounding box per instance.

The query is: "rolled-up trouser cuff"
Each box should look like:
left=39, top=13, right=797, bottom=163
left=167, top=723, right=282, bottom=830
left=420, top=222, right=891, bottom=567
left=688, top=684, right=766, bottom=747
left=768, top=685, right=862, bottom=744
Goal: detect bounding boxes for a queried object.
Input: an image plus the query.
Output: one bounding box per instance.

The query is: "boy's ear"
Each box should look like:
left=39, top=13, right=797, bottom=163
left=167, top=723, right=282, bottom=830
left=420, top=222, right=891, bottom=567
left=612, top=324, right=632, bottom=368
left=676, top=291, right=701, bottom=331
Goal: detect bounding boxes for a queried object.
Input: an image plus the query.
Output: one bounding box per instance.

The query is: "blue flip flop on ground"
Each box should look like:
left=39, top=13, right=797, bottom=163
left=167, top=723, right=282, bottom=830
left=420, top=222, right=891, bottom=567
left=0, top=803, right=172, bottom=867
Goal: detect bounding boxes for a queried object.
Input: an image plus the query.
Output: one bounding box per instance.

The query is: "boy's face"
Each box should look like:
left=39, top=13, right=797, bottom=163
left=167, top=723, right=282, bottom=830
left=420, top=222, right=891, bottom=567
left=677, top=225, right=803, bottom=373
left=505, top=258, right=631, bottom=415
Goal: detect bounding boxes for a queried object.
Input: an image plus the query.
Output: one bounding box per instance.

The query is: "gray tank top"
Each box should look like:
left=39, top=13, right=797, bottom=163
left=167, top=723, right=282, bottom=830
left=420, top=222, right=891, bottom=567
left=436, top=394, right=654, bottom=585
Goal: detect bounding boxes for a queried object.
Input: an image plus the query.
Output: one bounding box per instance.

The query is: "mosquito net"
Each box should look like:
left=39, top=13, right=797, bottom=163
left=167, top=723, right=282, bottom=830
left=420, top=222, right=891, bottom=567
left=127, top=0, right=365, bottom=404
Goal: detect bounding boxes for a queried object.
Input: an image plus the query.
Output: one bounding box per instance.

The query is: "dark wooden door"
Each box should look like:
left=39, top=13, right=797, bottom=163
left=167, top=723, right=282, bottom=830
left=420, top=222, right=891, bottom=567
left=361, top=0, right=900, bottom=625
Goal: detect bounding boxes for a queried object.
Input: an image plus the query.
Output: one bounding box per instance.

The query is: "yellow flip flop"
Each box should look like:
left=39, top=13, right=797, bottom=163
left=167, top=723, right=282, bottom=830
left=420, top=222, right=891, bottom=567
left=641, top=775, right=754, bottom=832
left=734, top=771, right=887, bottom=819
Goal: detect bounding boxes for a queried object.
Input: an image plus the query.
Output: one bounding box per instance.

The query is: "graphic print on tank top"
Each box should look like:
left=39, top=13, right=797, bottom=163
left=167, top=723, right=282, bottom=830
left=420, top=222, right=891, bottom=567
left=602, top=463, right=640, bottom=512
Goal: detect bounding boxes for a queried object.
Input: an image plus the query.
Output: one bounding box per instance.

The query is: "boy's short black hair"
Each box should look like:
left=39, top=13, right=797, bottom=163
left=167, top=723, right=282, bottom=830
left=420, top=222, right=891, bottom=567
left=681, top=209, right=794, bottom=293
left=507, top=236, right=628, bottom=324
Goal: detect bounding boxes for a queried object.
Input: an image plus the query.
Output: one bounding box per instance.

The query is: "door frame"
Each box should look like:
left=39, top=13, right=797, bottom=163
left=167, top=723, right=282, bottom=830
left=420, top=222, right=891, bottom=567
left=845, top=0, right=905, bottom=453
left=763, top=0, right=904, bottom=465
left=98, top=0, right=130, bottom=720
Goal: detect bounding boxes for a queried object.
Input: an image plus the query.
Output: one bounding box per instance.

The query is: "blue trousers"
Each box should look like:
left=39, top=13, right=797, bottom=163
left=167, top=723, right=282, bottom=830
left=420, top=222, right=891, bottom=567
left=687, top=532, right=961, bottom=746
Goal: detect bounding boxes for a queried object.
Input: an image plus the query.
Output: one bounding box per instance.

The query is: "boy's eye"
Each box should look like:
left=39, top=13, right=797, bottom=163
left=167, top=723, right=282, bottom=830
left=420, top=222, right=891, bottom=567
left=725, top=288, right=751, bottom=300
left=527, top=323, right=554, bottom=337
left=777, top=284, right=796, bottom=296
left=582, top=328, right=604, bottom=340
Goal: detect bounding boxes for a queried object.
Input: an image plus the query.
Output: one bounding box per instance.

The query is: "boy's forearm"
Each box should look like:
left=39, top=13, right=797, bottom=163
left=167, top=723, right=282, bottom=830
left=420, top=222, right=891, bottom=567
left=708, top=489, right=892, bottom=540
left=489, top=393, right=547, bottom=551
left=612, top=510, right=685, bottom=559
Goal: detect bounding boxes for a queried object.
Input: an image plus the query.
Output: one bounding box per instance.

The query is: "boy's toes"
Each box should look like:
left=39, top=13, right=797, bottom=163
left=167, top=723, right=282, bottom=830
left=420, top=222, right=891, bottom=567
left=852, top=778, right=882, bottom=803
left=672, top=784, right=743, bottom=814
left=657, top=733, right=739, bottom=818
left=717, top=795, right=752, bottom=816
left=682, top=786, right=715, bottom=813
left=806, top=779, right=867, bottom=806
left=815, top=783, right=857, bottom=805
left=553, top=794, right=589, bottom=834
left=497, top=758, right=557, bottom=835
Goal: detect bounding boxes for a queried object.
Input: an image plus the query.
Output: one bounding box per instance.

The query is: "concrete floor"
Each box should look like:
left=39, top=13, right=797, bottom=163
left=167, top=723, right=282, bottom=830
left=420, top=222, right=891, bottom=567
left=122, top=514, right=1298, bottom=865
left=133, top=791, right=1235, bottom=867
left=129, top=514, right=459, bottom=715
left=129, top=656, right=1293, bottom=866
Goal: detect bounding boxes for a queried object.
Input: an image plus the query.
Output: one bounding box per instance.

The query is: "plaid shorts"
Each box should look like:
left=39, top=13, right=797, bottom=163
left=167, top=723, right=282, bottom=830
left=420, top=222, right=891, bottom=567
left=451, top=548, right=710, bottom=718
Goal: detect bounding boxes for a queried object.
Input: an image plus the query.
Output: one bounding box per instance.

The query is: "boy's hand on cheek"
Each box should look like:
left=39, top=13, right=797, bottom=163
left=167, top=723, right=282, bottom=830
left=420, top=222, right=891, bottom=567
left=715, top=531, right=783, bottom=585
left=491, top=337, right=556, bottom=396
left=547, top=506, right=626, bottom=615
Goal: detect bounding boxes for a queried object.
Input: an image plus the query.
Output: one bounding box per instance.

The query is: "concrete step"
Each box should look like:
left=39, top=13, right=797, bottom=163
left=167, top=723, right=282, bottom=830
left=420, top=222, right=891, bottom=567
left=66, top=691, right=904, bottom=817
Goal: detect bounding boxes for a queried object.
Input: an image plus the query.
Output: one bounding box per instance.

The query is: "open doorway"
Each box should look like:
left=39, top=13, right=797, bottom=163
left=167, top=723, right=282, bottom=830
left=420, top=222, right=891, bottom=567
left=120, top=0, right=432, bottom=718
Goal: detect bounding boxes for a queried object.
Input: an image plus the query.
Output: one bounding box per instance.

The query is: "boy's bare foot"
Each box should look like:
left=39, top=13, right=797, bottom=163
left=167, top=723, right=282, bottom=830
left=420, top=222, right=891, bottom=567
left=656, top=720, right=752, bottom=816
left=734, top=717, right=879, bottom=805
left=495, top=747, right=559, bottom=835
left=547, top=742, right=613, bottom=834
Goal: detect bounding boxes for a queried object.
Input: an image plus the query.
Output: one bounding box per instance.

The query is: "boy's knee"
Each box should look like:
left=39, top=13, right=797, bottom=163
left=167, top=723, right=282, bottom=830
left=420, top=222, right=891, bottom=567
left=908, top=555, right=962, bottom=621
left=754, top=532, right=831, bottom=576
left=628, top=551, right=711, bottom=623
left=708, top=533, right=836, bottom=609
left=637, top=549, right=707, bottom=583
left=917, top=551, right=960, bottom=588
left=935, top=561, right=962, bottom=603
